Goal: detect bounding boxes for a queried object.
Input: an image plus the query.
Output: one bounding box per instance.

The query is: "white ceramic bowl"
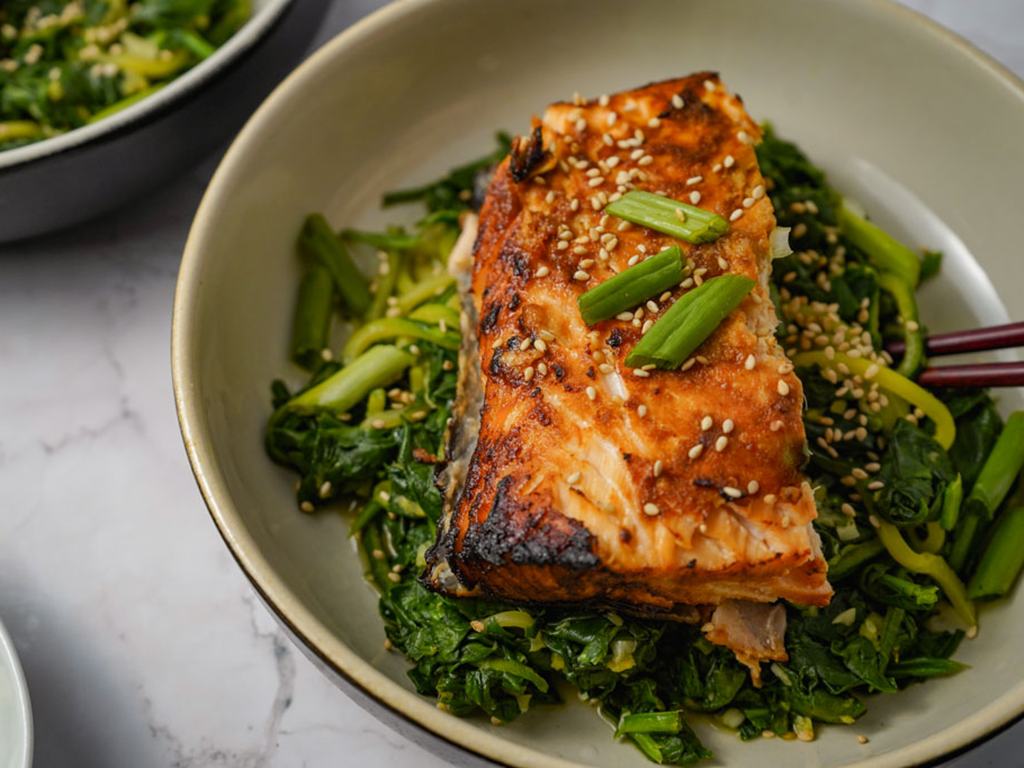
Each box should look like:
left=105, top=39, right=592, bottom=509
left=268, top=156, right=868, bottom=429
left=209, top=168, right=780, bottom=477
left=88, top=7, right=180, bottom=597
left=173, top=1, right=1024, bottom=765
left=0, top=614, right=32, bottom=768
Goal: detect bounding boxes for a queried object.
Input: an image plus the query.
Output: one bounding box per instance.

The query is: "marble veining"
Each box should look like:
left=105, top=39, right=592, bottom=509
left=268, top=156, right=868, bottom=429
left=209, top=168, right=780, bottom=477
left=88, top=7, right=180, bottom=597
left=0, top=1, right=1020, bottom=766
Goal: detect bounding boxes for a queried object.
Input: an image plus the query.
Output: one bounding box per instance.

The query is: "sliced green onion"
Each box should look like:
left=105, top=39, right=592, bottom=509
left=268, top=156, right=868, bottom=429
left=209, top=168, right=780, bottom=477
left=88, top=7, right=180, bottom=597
left=793, top=351, right=955, bottom=449
left=877, top=521, right=975, bottom=628
left=625, top=275, right=755, bottom=369
left=365, top=251, right=399, bottom=321
left=965, top=412, right=1024, bottom=520
left=837, top=199, right=921, bottom=287
left=629, top=733, right=664, bottom=764
left=0, top=120, right=45, bottom=142
left=888, top=658, right=966, bottom=678
left=289, top=344, right=414, bottom=412
left=605, top=190, right=729, bottom=244
left=299, top=214, right=371, bottom=316
left=878, top=271, right=923, bottom=378
left=173, top=29, right=217, bottom=59
left=967, top=506, right=1024, bottom=600
left=290, top=264, right=334, bottom=371
left=577, top=246, right=685, bottom=325
left=408, top=303, right=461, bottom=328
left=828, top=538, right=884, bottom=581
left=342, top=318, right=459, bottom=364
left=951, top=412, right=1024, bottom=572
left=87, top=84, right=166, bottom=123
left=940, top=474, right=963, bottom=531
left=615, top=711, right=683, bottom=737
left=395, top=273, right=455, bottom=313
left=486, top=610, right=536, bottom=629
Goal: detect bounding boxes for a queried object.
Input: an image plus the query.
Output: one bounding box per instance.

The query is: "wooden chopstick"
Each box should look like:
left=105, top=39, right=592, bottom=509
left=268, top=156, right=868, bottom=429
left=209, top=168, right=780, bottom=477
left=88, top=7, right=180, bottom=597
left=887, top=321, right=1024, bottom=357
left=917, top=361, right=1024, bottom=389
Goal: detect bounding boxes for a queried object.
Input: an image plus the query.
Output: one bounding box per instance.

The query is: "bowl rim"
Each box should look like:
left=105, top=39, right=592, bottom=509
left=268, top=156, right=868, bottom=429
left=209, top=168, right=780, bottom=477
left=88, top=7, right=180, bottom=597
left=0, top=612, right=32, bottom=768
left=0, top=0, right=294, bottom=171
left=172, top=1, right=1024, bottom=765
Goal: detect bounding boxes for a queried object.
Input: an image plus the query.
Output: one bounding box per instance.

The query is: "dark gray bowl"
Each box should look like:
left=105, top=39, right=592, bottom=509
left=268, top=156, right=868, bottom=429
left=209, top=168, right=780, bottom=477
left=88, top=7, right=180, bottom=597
left=0, top=0, right=327, bottom=244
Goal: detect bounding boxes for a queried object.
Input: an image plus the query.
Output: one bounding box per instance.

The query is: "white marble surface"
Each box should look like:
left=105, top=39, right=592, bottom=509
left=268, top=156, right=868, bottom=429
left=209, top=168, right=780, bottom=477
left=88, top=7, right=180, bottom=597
left=0, top=1, right=1021, bottom=766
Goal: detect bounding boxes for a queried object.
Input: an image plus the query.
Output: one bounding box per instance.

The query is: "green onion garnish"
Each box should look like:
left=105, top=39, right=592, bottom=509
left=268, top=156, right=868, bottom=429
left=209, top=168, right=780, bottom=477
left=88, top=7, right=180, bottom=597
left=604, top=190, right=729, bottom=244
left=615, top=710, right=684, bottom=736
left=577, top=246, right=685, bottom=325
left=625, top=275, right=755, bottom=369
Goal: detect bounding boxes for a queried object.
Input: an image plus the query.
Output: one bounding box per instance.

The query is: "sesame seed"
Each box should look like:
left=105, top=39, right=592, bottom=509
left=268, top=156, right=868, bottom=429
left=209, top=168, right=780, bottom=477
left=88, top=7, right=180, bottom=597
left=700, top=416, right=713, bottom=431
left=688, top=444, right=704, bottom=459
left=524, top=366, right=535, bottom=382
left=723, top=486, right=743, bottom=499
left=744, top=354, right=756, bottom=370
left=674, top=207, right=687, bottom=222
left=570, top=198, right=580, bottom=211
left=387, top=572, right=401, bottom=583
left=648, top=117, right=661, bottom=128
left=599, top=363, right=614, bottom=374
left=588, top=176, right=604, bottom=188
left=722, top=419, right=735, bottom=434
left=573, top=270, right=591, bottom=281
left=300, top=501, right=314, bottom=512
left=371, top=419, right=387, bottom=430
left=616, top=311, right=634, bottom=321
left=671, top=93, right=684, bottom=109
left=748, top=481, right=760, bottom=494
left=586, top=386, right=597, bottom=401
left=729, top=209, right=743, bottom=222
left=752, top=185, right=765, bottom=199
left=644, top=502, right=660, bottom=516
left=737, top=130, right=752, bottom=145
left=575, top=118, right=586, bottom=132
left=567, top=471, right=582, bottom=485
left=633, top=369, right=651, bottom=378
left=718, top=257, right=730, bottom=270
left=686, top=175, right=703, bottom=185
left=715, top=436, right=729, bottom=452
left=689, top=191, right=701, bottom=205
left=638, top=155, right=654, bottom=166
left=630, top=148, right=644, bottom=160
left=599, top=94, right=609, bottom=106
left=867, top=480, right=885, bottom=491
left=777, top=380, right=790, bottom=396
left=743, top=197, right=755, bottom=208
left=857, top=735, right=869, bottom=745
left=763, top=730, right=776, bottom=739
left=653, top=460, right=664, bottom=478
left=841, top=503, right=856, bottom=517
left=868, top=515, right=881, bottom=529
left=770, top=420, right=784, bottom=432
left=534, top=339, right=548, bottom=352
left=638, top=404, right=648, bottom=417
left=724, top=154, right=735, bottom=168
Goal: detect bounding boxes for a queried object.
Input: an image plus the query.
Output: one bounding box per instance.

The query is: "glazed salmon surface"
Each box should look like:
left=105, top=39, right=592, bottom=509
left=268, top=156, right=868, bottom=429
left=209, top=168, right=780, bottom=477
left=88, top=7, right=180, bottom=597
left=424, top=73, right=832, bottom=617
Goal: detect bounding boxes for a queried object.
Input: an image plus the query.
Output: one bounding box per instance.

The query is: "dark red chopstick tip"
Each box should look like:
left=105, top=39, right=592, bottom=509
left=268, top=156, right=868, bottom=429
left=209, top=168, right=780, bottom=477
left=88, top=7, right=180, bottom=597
left=918, top=361, right=1024, bottom=389
left=888, top=321, right=1024, bottom=358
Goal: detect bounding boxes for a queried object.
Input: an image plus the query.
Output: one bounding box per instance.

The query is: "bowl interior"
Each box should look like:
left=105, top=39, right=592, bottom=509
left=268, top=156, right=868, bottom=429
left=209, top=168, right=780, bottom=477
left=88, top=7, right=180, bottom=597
left=0, top=0, right=288, bottom=170
left=176, top=1, right=1024, bottom=765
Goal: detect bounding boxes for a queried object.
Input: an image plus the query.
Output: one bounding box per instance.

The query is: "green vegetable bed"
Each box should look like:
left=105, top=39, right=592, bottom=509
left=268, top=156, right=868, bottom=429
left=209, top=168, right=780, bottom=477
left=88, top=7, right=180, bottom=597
left=0, top=0, right=250, bottom=150
left=264, top=127, right=1024, bottom=764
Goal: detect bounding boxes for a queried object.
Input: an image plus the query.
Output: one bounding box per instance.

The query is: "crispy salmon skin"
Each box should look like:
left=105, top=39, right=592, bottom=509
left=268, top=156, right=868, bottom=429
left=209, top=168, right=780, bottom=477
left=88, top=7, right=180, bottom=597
left=423, top=73, right=832, bottom=616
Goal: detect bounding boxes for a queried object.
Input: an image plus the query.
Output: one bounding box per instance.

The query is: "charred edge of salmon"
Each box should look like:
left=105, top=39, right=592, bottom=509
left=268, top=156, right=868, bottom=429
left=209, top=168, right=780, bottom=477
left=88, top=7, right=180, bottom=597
left=509, top=125, right=556, bottom=183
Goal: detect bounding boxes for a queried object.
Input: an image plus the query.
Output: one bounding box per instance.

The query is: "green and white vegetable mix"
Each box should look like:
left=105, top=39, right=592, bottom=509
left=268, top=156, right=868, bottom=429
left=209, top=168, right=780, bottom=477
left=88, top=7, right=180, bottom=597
left=0, top=0, right=250, bottom=150
left=265, top=127, right=1024, bottom=764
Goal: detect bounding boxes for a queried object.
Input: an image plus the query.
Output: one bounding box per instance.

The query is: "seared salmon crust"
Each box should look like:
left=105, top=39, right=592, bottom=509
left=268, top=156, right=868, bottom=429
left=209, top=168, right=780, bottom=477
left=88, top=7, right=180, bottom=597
left=423, top=73, right=832, bottom=617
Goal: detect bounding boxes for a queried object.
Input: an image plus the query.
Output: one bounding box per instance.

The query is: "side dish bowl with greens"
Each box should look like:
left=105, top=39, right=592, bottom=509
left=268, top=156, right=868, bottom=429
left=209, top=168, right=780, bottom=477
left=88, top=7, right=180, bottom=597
left=263, top=128, right=1024, bottom=765
left=0, top=0, right=251, bottom=151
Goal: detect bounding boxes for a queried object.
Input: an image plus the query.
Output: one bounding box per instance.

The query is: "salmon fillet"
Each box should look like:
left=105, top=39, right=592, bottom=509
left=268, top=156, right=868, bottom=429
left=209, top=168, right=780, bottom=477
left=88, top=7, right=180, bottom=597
left=423, top=73, right=832, bottom=619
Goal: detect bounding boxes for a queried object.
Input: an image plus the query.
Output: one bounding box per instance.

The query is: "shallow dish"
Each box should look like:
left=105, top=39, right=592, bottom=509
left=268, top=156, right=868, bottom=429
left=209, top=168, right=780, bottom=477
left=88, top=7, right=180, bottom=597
left=173, top=0, right=1024, bottom=765
left=0, top=613, right=32, bottom=768
left=0, top=0, right=327, bottom=243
